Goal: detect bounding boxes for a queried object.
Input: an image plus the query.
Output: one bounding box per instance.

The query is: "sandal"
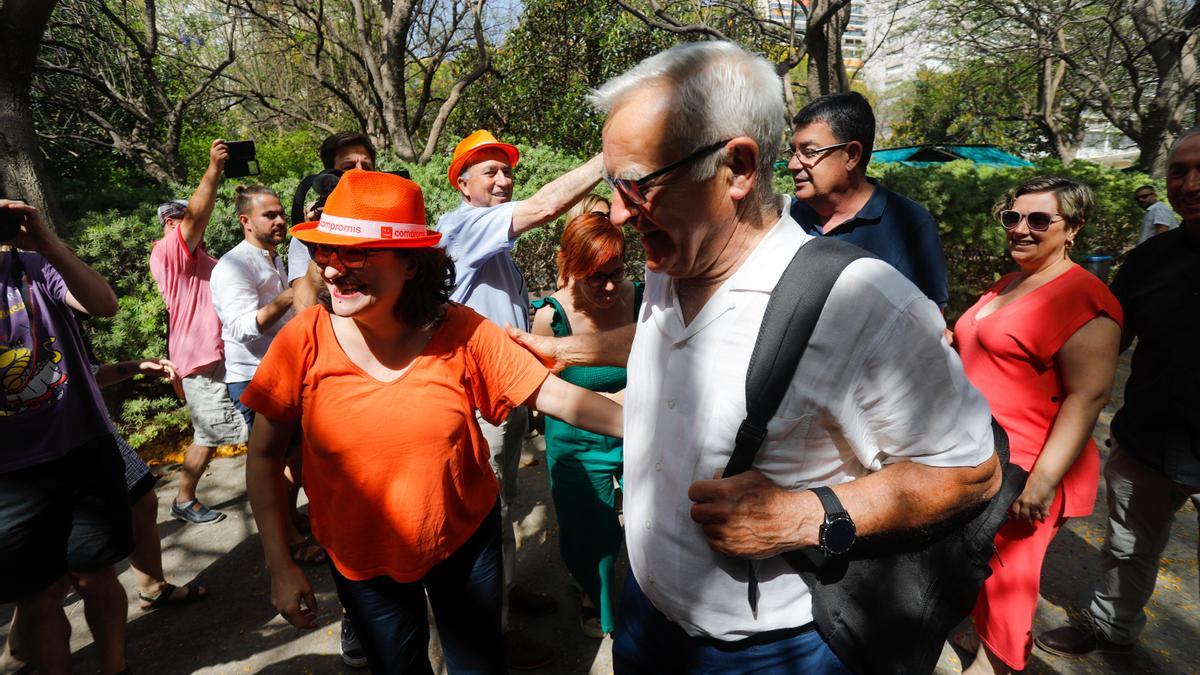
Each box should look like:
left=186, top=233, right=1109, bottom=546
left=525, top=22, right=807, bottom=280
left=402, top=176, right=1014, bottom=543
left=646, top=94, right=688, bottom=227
left=290, top=537, right=327, bottom=566
left=580, top=603, right=604, bottom=639
left=138, top=580, right=207, bottom=611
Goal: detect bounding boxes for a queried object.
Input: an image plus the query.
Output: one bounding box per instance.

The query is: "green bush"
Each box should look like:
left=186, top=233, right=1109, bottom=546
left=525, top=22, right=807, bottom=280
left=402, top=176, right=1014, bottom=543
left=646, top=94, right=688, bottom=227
left=76, top=141, right=1154, bottom=448
left=776, top=159, right=1156, bottom=318
left=871, top=159, right=1154, bottom=317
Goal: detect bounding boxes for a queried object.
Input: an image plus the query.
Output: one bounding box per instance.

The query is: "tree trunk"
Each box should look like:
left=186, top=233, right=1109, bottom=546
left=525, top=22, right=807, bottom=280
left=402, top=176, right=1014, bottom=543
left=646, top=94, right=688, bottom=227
left=0, top=0, right=63, bottom=230
left=806, top=0, right=852, bottom=97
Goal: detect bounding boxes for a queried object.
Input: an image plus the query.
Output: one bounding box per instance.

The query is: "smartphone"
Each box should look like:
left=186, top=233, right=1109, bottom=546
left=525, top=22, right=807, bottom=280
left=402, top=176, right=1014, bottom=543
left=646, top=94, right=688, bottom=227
left=0, top=207, right=23, bottom=242
left=224, top=140, right=260, bottom=178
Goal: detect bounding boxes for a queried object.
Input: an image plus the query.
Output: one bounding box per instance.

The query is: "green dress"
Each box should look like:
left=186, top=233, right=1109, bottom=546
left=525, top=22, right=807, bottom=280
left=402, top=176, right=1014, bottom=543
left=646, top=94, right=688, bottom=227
left=530, top=283, right=642, bottom=634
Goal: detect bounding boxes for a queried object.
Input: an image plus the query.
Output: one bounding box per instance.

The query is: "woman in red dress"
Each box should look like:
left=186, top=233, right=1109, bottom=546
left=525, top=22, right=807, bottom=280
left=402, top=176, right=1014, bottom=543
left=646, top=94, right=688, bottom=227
left=954, top=176, right=1123, bottom=674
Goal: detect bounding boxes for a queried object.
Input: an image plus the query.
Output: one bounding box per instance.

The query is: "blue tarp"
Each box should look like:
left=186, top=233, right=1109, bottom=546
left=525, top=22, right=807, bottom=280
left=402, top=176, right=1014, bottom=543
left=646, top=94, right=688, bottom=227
left=872, top=145, right=1033, bottom=168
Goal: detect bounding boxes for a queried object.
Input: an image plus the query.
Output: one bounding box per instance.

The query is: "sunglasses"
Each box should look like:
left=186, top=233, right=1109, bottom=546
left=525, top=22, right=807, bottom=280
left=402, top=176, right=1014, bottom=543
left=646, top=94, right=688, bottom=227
left=999, top=210, right=1062, bottom=232
left=583, top=266, right=625, bottom=289
left=305, top=242, right=384, bottom=269
left=604, top=139, right=732, bottom=206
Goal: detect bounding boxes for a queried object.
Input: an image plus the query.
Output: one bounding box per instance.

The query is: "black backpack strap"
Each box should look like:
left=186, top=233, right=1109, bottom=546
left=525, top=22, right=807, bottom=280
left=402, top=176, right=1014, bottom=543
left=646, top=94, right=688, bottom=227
left=724, top=237, right=872, bottom=478
left=290, top=174, right=318, bottom=227
left=721, top=236, right=873, bottom=615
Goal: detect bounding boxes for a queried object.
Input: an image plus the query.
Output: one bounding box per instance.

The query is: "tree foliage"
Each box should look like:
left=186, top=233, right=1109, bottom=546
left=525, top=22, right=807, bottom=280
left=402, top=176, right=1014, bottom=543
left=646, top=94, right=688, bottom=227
left=226, top=0, right=498, bottom=165
left=936, top=0, right=1199, bottom=174
left=888, top=65, right=1050, bottom=157
left=34, top=0, right=236, bottom=185
left=449, top=0, right=676, bottom=156
left=611, top=0, right=854, bottom=113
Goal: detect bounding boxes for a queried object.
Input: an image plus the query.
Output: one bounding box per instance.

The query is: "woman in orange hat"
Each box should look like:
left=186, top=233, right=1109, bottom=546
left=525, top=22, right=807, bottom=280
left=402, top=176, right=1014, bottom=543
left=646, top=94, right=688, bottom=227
left=241, top=170, right=623, bottom=673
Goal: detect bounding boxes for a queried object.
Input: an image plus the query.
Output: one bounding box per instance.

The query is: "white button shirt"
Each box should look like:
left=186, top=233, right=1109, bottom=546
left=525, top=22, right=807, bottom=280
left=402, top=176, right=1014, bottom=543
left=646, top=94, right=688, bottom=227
left=210, top=240, right=295, bottom=383
left=622, top=203, right=994, bottom=642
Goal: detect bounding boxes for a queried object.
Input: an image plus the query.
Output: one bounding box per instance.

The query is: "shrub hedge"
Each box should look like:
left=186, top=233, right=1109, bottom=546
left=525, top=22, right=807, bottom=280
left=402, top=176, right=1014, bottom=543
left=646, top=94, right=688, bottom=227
left=64, top=148, right=1158, bottom=447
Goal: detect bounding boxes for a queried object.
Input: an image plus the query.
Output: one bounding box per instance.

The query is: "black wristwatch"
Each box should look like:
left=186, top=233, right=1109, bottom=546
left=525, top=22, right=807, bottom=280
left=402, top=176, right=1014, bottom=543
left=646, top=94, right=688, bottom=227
left=811, top=486, right=856, bottom=556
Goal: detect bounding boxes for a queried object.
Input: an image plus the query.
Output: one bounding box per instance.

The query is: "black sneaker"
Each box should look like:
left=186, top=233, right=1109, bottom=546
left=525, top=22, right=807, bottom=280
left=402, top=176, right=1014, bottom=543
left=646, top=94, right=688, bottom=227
left=341, top=616, right=368, bottom=668
left=171, top=499, right=225, bottom=525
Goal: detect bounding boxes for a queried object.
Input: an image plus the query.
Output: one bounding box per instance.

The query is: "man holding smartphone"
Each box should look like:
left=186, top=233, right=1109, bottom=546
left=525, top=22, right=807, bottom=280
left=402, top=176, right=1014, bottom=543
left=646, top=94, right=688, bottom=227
left=150, top=139, right=249, bottom=525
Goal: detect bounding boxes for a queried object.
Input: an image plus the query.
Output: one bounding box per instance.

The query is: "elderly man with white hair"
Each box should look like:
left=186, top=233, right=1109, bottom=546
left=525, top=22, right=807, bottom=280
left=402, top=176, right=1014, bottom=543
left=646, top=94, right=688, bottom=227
left=514, top=41, right=1003, bottom=671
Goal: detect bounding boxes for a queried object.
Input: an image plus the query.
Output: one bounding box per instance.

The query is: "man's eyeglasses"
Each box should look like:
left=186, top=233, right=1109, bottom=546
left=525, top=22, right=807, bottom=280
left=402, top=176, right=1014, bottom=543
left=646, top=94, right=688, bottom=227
left=1134, top=192, right=1154, bottom=201
left=999, top=210, right=1062, bottom=232
left=583, top=266, right=625, bottom=289
left=604, top=139, right=732, bottom=206
left=784, top=141, right=851, bottom=167
left=305, top=242, right=384, bottom=269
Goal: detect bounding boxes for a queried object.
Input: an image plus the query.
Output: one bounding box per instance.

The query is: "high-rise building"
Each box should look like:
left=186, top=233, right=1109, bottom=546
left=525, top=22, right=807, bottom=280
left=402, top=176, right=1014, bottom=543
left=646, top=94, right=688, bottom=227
left=764, top=0, right=869, bottom=74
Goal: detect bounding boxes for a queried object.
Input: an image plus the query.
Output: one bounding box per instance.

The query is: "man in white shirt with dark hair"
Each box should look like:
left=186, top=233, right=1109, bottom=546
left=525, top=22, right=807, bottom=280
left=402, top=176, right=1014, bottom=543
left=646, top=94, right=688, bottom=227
left=210, top=185, right=294, bottom=426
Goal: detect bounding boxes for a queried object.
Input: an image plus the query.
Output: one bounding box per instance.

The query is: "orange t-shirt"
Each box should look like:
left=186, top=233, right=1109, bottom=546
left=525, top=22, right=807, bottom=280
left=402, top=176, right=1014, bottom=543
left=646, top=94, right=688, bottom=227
left=954, top=264, right=1123, bottom=518
left=242, top=304, right=549, bottom=582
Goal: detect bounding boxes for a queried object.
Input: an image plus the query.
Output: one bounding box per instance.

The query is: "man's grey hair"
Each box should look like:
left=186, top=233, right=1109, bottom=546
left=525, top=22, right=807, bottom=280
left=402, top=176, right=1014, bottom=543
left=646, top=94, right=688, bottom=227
left=589, top=41, right=786, bottom=207
left=1169, top=126, right=1200, bottom=157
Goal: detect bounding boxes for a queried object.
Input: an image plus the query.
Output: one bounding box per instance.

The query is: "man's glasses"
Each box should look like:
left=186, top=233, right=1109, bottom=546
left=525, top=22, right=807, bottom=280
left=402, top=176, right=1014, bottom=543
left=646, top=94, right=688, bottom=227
left=784, top=141, right=851, bottom=167
left=1134, top=192, right=1154, bottom=201
left=999, top=210, right=1062, bottom=232
left=305, top=243, right=383, bottom=269
left=583, top=266, right=625, bottom=289
left=604, top=139, right=732, bottom=206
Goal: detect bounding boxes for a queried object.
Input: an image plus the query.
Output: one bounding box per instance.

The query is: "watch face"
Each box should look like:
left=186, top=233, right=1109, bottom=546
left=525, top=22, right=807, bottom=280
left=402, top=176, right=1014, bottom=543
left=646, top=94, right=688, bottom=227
left=823, top=517, right=856, bottom=555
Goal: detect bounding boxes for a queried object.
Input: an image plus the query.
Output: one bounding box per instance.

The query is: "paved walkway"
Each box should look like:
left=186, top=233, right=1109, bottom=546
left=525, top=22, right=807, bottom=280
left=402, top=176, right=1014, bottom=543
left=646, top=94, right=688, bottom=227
left=2, top=356, right=1196, bottom=673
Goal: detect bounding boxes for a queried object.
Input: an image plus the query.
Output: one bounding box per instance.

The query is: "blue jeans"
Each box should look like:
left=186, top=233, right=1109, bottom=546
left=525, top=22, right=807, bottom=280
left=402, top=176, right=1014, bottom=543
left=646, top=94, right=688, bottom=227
left=226, top=380, right=254, bottom=430
left=329, top=503, right=504, bottom=674
left=613, top=573, right=851, bottom=674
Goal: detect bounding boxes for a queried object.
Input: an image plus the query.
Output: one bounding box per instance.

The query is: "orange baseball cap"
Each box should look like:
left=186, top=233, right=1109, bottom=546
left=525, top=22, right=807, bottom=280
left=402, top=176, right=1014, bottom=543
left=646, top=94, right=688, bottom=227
left=291, top=170, right=441, bottom=248
left=448, top=130, right=519, bottom=189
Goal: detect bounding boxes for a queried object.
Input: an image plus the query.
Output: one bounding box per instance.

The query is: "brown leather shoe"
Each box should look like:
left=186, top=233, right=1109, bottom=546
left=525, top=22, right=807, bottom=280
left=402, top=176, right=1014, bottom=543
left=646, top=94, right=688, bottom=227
left=1035, top=624, right=1133, bottom=657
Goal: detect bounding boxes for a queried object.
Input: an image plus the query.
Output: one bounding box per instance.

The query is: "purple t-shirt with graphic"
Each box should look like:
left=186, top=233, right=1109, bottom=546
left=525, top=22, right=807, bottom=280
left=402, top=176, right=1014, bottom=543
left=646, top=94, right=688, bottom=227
left=0, top=252, right=112, bottom=472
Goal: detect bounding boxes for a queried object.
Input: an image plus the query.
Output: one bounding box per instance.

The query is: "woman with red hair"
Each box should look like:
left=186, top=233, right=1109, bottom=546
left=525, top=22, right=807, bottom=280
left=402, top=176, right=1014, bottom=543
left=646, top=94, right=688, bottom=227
left=531, top=209, right=640, bottom=638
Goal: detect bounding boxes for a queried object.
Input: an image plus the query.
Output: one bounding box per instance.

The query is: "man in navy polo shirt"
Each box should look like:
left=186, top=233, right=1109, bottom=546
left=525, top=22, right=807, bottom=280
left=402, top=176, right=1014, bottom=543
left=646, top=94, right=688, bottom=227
left=786, top=92, right=949, bottom=309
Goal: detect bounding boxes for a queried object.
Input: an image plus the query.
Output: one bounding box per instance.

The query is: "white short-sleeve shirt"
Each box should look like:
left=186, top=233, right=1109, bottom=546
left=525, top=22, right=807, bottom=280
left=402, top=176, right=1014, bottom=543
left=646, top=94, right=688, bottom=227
left=210, top=240, right=294, bottom=383
left=622, top=203, right=994, bottom=641
left=437, top=200, right=529, bottom=331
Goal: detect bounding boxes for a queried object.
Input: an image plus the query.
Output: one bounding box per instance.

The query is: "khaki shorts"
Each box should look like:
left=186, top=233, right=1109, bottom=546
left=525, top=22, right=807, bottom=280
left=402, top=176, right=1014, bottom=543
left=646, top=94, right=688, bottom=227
left=182, top=361, right=249, bottom=447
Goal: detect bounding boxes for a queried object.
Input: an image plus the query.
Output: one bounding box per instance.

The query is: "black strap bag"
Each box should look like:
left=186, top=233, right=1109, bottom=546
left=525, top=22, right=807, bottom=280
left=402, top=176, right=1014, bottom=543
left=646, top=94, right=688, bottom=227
left=722, top=237, right=1027, bottom=674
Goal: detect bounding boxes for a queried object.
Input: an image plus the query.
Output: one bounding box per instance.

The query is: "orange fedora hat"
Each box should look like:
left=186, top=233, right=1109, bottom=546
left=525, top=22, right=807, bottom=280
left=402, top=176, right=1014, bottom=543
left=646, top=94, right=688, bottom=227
left=447, top=130, right=519, bottom=189
left=291, top=170, right=441, bottom=248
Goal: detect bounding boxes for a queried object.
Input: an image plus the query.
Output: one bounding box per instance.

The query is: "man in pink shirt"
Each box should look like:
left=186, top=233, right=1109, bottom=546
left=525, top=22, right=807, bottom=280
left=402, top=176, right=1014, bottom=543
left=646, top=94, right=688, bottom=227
left=150, top=139, right=248, bottom=525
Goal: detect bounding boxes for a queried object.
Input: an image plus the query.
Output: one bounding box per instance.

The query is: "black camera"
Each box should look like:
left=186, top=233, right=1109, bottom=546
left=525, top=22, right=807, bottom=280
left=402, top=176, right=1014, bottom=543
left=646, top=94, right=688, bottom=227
left=291, top=168, right=411, bottom=226
left=0, top=206, right=24, bottom=243
left=224, top=140, right=260, bottom=178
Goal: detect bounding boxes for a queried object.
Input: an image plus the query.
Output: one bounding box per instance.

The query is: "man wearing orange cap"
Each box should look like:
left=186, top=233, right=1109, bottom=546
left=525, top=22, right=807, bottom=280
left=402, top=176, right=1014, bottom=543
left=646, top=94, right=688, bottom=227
left=439, top=129, right=602, bottom=668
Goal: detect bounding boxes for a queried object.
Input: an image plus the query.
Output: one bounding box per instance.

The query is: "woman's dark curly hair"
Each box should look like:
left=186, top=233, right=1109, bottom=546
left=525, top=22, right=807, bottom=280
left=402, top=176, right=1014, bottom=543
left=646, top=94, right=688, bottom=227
left=393, top=247, right=456, bottom=327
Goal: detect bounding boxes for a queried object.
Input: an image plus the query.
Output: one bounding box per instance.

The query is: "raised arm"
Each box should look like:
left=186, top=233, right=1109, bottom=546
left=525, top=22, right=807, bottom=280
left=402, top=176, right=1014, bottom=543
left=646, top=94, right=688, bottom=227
left=246, top=414, right=317, bottom=629
left=180, top=139, right=229, bottom=252
left=1010, top=316, right=1121, bottom=523
left=3, top=200, right=117, bottom=317
left=510, top=154, right=604, bottom=237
